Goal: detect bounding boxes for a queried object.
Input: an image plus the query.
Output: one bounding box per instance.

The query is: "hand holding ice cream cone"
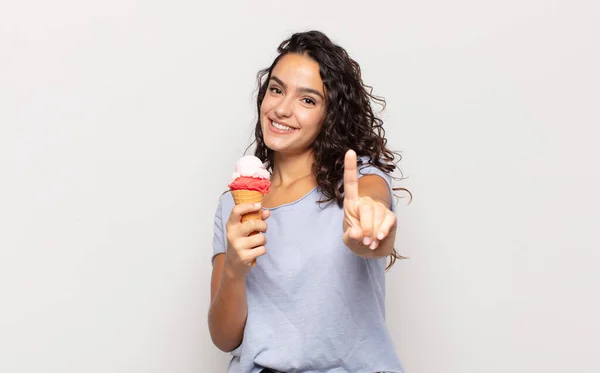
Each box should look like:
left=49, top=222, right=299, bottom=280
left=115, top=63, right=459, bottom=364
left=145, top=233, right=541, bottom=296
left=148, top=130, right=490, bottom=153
left=226, top=155, right=271, bottom=268
left=224, top=202, right=269, bottom=275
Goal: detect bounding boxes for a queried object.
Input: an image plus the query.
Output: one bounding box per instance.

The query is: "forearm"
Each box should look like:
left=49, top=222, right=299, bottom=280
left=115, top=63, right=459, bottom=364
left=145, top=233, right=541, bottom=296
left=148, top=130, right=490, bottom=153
left=208, top=264, right=248, bottom=352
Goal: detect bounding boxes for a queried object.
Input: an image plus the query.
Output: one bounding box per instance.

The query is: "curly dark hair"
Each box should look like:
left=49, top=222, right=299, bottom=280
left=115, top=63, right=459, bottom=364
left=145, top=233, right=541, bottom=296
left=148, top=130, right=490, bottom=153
left=249, top=30, right=411, bottom=269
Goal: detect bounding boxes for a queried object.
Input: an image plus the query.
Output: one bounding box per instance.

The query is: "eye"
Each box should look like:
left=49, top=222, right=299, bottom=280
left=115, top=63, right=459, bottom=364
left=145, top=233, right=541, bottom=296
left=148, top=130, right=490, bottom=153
left=269, top=86, right=282, bottom=95
left=302, top=97, right=316, bottom=105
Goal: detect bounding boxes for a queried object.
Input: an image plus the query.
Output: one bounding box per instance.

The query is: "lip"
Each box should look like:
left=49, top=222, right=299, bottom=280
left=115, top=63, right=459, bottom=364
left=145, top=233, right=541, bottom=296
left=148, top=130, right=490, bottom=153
left=268, top=118, right=298, bottom=134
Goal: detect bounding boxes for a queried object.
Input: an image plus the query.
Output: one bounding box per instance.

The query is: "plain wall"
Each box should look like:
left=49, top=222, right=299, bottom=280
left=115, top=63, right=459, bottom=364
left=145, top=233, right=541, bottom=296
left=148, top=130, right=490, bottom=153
left=1, top=1, right=599, bottom=372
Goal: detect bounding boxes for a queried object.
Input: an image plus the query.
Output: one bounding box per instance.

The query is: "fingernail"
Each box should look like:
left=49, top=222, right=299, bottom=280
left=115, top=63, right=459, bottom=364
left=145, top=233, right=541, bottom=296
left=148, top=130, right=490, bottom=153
left=370, top=240, right=378, bottom=250
left=377, top=232, right=385, bottom=240
left=363, top=237, right=371, bottom=246
left=254, top=203, right=261, bottom=207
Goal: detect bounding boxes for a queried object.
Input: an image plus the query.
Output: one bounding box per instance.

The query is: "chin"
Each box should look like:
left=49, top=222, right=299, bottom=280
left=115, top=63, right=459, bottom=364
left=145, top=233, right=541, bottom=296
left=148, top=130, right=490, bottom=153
left=262, top=131, right=292, bottom=152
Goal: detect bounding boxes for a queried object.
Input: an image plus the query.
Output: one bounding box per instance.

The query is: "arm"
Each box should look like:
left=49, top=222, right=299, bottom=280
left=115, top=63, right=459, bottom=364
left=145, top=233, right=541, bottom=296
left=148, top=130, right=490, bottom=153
left=208, top=254, right=248, bottom=352
left=345, top=175, right=397, bottom=258
left=208, top=204, right=269, bottom=352
left=342, top=151, right=397, bottom=259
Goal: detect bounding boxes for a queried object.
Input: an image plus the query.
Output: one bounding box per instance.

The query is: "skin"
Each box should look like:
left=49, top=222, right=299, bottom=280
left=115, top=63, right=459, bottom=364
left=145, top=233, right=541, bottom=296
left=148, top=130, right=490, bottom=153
left=208, top=53, right=397, bottom=352
left=261, top=53, right=327, bottom=160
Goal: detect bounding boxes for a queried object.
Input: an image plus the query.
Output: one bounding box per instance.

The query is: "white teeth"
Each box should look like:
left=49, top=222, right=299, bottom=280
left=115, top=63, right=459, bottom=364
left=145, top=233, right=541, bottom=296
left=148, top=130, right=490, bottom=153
left=272, top=121, right=294, bottom=131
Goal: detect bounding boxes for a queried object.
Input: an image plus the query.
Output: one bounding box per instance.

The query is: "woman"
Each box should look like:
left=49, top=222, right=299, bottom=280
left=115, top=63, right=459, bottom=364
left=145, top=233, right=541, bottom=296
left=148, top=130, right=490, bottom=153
left=209, top=30, right=409, bottom=373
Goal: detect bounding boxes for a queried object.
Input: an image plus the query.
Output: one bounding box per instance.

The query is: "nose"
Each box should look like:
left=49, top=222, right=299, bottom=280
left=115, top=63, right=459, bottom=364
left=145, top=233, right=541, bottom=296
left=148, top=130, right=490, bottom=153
left=275, top=96, right=293, bottom=118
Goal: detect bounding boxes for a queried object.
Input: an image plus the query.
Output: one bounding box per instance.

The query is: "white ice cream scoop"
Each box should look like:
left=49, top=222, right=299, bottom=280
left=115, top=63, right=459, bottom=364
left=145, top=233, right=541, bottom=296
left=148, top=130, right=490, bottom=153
left=232, top=155, right=270, bottom=181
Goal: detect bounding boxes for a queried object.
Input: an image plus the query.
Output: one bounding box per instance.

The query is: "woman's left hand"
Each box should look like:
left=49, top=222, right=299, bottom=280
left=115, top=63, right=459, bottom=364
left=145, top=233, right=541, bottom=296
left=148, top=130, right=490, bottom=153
left=342, top=150, right=397, bottom=256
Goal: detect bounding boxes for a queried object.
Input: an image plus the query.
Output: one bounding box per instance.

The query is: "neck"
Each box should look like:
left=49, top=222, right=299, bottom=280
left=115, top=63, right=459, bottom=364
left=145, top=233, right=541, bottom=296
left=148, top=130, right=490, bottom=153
left=271, top=150, right=315, bottom=187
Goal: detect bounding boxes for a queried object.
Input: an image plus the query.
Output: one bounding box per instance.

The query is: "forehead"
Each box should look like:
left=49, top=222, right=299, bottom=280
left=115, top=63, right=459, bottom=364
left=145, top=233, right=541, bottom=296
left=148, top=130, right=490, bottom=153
left=271, top=54, right=323, bottom=89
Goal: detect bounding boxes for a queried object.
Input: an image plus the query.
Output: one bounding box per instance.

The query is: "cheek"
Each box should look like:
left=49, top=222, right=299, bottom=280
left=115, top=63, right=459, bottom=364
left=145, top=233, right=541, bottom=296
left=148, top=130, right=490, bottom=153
left=259, top=101, right=268, bottom=117
left=260, top=95, right=277, bottom=115
left=297, top=110, right=324, bottom=132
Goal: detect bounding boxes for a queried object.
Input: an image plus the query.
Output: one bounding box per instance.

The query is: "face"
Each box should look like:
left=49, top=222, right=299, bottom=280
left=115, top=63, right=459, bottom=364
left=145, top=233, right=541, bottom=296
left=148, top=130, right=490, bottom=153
left=260, top=53, right=327, bottom=156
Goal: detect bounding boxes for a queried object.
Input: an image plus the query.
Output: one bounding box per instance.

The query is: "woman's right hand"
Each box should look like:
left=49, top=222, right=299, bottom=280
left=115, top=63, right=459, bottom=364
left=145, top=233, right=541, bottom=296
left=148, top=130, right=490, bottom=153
left=224, top=202, right=270, bottom=279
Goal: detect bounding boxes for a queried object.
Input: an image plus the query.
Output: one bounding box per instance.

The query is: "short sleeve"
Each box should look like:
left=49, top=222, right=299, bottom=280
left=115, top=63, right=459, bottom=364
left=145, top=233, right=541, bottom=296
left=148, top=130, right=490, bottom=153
left=211, top=195, right=227, bottom=264
left=357, top=157, right=397, bottom=212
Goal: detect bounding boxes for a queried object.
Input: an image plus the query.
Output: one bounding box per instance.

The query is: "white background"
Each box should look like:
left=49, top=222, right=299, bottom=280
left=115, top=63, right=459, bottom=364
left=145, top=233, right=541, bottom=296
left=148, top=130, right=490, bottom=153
left=1, top=1, right=599, bottom=372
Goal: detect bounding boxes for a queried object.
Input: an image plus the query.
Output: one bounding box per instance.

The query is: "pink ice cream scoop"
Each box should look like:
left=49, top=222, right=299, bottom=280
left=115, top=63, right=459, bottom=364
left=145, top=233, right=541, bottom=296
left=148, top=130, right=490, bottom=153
left=228, top=155, right=271, bottom=194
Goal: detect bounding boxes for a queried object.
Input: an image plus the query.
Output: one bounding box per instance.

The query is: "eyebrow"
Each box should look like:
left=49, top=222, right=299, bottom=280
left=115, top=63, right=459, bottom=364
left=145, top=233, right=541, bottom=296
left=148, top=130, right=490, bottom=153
left=270, top=75, right=325, bottom=101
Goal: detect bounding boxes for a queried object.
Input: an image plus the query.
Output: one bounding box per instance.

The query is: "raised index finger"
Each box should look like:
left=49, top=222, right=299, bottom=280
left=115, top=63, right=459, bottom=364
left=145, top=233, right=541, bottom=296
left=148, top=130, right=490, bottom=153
left=343, top=149, right=359, bottom=203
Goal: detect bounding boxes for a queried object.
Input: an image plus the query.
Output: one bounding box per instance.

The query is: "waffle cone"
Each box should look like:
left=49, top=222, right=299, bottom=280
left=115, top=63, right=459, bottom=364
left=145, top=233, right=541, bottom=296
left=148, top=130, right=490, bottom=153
left=231, top=190, right=264, bottom=223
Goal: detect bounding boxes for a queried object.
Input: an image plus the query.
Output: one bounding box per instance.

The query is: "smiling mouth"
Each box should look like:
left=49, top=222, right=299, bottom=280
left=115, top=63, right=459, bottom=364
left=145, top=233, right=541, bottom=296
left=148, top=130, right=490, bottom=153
left=269, top=119, right=296, bottom=132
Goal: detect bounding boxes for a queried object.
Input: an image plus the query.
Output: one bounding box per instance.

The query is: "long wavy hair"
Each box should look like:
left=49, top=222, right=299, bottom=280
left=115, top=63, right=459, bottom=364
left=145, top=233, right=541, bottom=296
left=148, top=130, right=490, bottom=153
left=249, top=30, right=411, bottom=269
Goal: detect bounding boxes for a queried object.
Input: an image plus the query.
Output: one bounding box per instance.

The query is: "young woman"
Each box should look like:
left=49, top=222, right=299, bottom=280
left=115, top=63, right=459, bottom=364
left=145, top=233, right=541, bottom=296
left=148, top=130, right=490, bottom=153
left=209, top=30, right=409, bottom=373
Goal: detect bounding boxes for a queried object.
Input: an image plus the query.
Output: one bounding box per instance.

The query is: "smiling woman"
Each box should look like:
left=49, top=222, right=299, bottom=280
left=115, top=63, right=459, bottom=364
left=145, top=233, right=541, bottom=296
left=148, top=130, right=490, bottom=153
left=208, top=30, right=410, bottom=373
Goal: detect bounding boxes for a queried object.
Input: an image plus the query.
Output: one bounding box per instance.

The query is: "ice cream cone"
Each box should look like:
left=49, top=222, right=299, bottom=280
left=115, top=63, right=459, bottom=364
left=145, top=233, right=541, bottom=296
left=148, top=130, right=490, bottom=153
left=228, top=156, right=271, bottom=268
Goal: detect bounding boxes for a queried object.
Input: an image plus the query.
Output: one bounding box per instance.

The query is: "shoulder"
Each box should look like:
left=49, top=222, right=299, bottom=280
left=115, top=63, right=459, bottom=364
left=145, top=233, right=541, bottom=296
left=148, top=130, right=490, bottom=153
left=356, top=156, right=397, bottom=211
left=214, top=191, right=235, bottom=221
left=357, top=156, right=394, bottom=182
